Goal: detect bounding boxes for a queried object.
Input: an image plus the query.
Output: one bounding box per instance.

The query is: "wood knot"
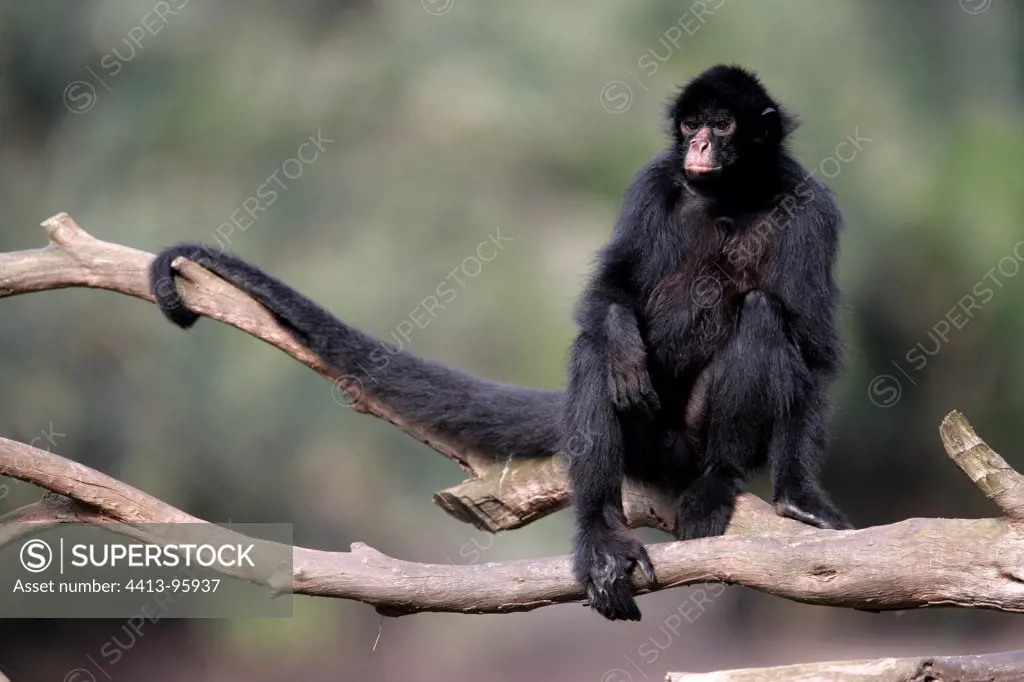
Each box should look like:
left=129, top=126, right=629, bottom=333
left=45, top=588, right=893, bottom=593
left=810, top=566, right=837, bottom=581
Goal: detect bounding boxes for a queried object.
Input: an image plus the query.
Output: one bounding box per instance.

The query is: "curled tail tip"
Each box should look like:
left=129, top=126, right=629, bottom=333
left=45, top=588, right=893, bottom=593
left=149, top=244, right=203, bottom=330
left=162, top=306, right=201, bottom=329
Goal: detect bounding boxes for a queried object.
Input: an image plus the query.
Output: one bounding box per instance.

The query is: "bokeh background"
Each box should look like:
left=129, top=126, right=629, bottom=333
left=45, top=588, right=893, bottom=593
left=1, top=0, right=1022, bottom=680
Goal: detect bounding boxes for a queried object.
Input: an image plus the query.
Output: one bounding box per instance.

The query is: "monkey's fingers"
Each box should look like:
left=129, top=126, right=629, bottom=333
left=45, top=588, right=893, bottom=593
left=586, top=580, right=643, bottom=621
left=638, top=375, right=662, bottom=414
left=631, top=546, right=656, bottom=584
left=608, top=587, right=643, bottom=621
left=610, top=367, right=661, bottom=416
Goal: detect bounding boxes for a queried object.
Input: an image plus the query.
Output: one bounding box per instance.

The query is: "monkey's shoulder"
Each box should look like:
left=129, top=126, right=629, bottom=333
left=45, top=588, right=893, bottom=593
left=778, top=158, right=842, bottom=223
left=619, top=152, right=684, bottom=211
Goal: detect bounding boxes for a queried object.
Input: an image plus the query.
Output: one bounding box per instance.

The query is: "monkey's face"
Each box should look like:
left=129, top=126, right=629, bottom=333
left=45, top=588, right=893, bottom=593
left=668, top=65, right=793, bottom=185
left=676, top=108, right=739, bottom=180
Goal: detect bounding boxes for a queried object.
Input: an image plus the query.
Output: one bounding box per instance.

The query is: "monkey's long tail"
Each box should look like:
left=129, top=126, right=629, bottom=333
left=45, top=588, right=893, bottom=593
left=149, top=243, right=562, bottom=460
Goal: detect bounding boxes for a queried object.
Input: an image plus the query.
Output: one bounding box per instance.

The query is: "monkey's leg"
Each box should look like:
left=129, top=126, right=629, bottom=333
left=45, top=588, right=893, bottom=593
left=675, top=290, right=788, bottom=541
left=770, top=383, right=852, bottom=530
left=564, top=333, right=654, bottom=621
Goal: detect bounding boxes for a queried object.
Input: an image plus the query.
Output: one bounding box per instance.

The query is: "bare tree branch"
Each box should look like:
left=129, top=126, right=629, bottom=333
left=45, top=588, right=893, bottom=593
left=667, top=649, right=1024, bottom=681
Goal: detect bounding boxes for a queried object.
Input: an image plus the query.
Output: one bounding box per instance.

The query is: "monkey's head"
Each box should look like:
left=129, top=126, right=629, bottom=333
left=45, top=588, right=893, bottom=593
left=668, top=65, right=796, bottom=184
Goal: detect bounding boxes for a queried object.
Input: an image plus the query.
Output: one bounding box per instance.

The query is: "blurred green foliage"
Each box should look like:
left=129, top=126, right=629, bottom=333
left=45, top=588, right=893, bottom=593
left=0, top=0, right=1022, bottom=679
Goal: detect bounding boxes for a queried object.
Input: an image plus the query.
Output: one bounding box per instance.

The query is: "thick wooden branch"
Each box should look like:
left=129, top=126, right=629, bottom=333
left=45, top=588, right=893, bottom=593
left=667, top=649, right=1024, bottom=681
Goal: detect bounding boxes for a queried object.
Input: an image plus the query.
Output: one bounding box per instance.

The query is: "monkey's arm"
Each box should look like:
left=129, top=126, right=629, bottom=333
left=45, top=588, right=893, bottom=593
left=600, top=303, right=660, bottom=414
left=762, top=186, right=844, bottom=376
left=149, top=244, right=562, bottom=461
left=563, top=323, right=655, bottom=622
left=562, top=184, right=667, bottom=620
left=574, top=163, right=684, bottom=415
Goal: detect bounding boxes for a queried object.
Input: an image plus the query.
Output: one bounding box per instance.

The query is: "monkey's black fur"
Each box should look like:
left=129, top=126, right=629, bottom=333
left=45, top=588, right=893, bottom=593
left=562, top=64, right=850, bottom=620
left=149, top=64, right=850, bottom=624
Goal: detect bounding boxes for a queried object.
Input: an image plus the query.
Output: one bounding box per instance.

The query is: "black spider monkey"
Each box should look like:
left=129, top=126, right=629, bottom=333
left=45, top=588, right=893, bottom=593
left=561, top=65, right=851, bottom=620
left=149, top=64, right=849, bottom=623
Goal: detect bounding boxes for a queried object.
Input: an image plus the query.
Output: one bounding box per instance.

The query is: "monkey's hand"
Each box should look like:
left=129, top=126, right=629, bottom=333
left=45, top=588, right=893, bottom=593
left=573, top=522, right=655, bottom=621
left=608, top=359, right=661, bottom=415
left=604, top=304, right=661, bottom=415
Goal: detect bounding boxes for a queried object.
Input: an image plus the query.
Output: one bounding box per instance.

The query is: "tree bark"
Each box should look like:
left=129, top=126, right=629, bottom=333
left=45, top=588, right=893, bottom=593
left=667, top=649, right=1024, bottom=681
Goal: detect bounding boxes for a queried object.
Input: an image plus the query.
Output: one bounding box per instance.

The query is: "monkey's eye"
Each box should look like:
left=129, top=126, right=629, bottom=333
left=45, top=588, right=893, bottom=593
left=681, top=120, right=699, bottom=134
left=713, top=120, right=733, bottom=132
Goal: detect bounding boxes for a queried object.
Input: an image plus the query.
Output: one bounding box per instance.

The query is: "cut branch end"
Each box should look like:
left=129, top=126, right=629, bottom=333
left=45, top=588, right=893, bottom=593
left=940, top=410, right=1024, bottom=520
left=40, top=212, right=90, bottom=247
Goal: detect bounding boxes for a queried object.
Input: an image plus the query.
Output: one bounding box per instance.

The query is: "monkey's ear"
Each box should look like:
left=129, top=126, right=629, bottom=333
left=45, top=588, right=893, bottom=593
left=754, top=105, right=795, bottom=145
left=752, top=108, right=779, bottom=144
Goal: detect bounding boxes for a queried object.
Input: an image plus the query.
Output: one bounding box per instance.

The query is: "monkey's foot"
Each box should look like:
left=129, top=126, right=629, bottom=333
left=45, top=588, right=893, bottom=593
left=573, top=526, right=655, bottom=621
left=675, top=474, right=740, bottom=541
left=774, top=491, right=852, bottom=530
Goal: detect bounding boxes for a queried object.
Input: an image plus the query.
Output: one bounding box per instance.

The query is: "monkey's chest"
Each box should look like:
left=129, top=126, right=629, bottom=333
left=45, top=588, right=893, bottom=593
left=643, top=216, right=776, bottom=368
left=654, top=221, right=771, bottom=310
left=711, top=230, right=766, bottom=299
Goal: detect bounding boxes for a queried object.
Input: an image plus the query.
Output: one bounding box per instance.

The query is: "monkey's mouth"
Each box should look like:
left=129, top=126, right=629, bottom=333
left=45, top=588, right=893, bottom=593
left=685, top=164, right=723, bottom=174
